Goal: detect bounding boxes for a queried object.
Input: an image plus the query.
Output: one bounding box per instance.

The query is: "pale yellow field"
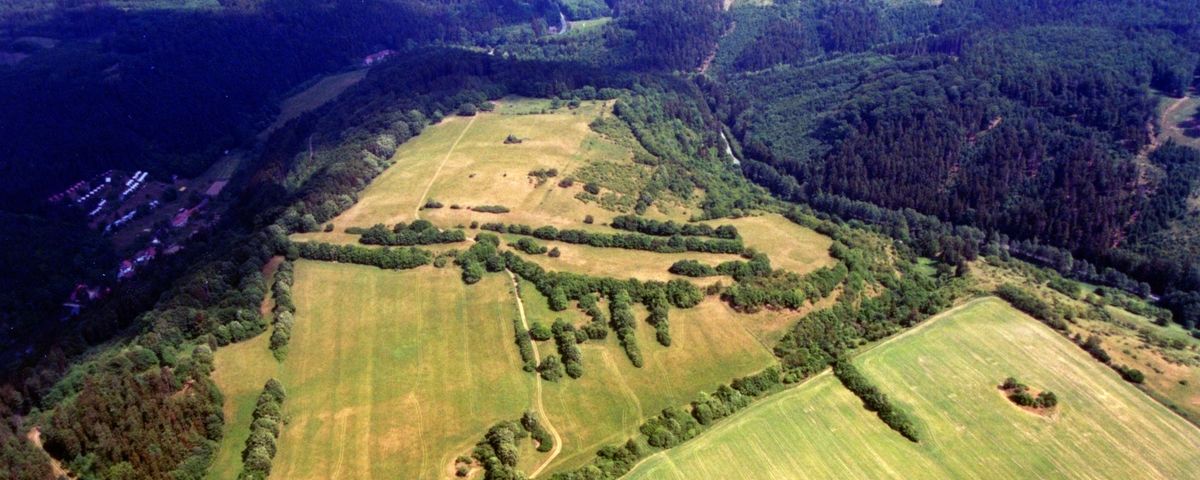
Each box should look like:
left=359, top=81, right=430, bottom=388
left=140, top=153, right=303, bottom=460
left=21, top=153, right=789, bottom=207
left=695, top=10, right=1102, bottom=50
left=625, top=298, right=1200, bottom=479
left=210, top=262, right=537, bottom=480
left=704, top=214, right=835, bottom=275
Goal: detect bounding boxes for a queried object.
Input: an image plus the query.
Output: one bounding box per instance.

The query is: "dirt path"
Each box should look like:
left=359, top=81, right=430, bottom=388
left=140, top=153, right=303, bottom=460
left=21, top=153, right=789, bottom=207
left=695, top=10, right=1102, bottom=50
left=415, top=115, right=477, bottom=220
left=26, top=427, right=71, bottom=479
left=508, top=271, right=564, bottom=478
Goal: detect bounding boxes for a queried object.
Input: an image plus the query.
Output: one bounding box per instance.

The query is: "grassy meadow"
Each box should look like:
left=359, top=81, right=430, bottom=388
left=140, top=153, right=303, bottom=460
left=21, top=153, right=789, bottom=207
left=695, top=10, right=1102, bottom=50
left=531, top=294, right=778, bottom=473
left=211, top=261, right=537, bottom=479
left=624, top=298, right=1200, bottom=479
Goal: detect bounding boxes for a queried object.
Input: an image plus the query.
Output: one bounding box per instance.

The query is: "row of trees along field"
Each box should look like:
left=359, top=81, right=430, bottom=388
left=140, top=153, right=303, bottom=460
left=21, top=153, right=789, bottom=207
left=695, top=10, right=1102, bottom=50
left=709, top=0, right=1200, bottom=326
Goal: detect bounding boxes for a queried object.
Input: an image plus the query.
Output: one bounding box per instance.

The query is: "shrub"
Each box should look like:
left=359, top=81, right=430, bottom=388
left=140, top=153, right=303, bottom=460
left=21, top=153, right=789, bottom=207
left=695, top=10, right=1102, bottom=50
left=548, top=247, right=561, bottom=258
left=583, top=183, right=601, bottom=194
left=504, top=134, right=523, bottom=144
left=457, top=103, right=477, bottom=116
left=423, top=199, right=444, bottom=209
left=472, top=205, right=511, bottom=214
left=529, top=322, right=553, bottom=341
left=558, top=177, right=575, bottom=188
left=538, top=355, right=564, bottom=381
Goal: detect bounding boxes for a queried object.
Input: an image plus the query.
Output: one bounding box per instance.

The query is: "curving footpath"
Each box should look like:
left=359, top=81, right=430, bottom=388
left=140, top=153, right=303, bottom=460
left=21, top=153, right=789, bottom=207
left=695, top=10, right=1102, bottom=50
left=508, top=271, right=564, bottom=478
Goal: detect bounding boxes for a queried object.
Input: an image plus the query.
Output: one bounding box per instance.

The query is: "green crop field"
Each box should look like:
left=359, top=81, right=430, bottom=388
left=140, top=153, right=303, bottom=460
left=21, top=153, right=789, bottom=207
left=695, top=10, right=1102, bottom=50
left=210, top=261, right=537, bottom=480
left=625, top=298, right=1200, bottom=479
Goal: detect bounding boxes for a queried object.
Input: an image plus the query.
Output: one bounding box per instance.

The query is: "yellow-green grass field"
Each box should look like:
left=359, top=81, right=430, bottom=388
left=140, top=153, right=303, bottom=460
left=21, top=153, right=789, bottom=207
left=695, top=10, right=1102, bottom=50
left=538, top=295, right=778, bottom=474
left=299, top=99, right=654, bottom=239
left=703, top=214, right=835, bottom=275
left=210, top=261, right=537, bottom=479
left=625, top=298, right=1200, bottom=479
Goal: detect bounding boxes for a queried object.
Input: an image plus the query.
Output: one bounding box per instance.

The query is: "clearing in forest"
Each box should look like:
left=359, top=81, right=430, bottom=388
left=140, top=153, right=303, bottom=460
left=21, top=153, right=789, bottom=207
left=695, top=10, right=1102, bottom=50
left=624, top=298, right=1200, bottom=480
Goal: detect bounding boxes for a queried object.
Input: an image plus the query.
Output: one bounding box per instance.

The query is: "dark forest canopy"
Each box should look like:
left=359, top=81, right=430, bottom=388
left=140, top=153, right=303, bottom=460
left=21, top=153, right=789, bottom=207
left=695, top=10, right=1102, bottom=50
left=711, top=0, right=1200, bottom=307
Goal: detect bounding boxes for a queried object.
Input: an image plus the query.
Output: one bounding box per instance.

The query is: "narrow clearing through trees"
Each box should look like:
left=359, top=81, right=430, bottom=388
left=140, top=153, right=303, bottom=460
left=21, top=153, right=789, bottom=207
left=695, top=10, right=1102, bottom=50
left=509, top=271, right=564, bottom=478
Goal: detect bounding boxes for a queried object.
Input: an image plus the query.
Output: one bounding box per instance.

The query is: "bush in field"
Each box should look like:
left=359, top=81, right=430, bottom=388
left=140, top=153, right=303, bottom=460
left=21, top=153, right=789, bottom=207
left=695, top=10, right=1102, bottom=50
left=538, top=354, right=565, bottom=381
left=472, top=205, right=511, bottom=214
left=529, top=322, right=553, bottom=341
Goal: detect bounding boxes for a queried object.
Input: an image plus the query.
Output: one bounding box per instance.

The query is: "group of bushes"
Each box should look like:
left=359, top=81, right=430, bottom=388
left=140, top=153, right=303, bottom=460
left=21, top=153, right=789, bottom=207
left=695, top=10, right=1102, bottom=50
left=528, top=168, right=557, bottom=185
left=456, top=238, right=706, bottom=368
left=552, top=319, right=584, bottom=378
left=1076, top=335, right=1145, bottom=384
left=468, top=411, right=553, bottom=478
left=513, top=316, right=537, bottom=373
left=293, top=241, right=432, bottom=270
left=469, top=420, right=526, bottom=480
left=1000, top=377, right=1058, bottom=409
left=269, top=261, right=296, bottom=361
left=610, top=215, right=739, bottom=239
left=239, top=379, right=286, bottom=479
left=723, top=262, right=848, bottom=312
left=833, top=361, right=920, bottom=443
left=610, top=290, right=643, bottom=367
left=511, top=237, right=548, bottom=255
left=351, top=220, right=465, bottom=246
left=995, top=284, right=1070, bottom=331
left=480, top=222, right=745, bottom=254
left=472, top=205, right=511, bottom=214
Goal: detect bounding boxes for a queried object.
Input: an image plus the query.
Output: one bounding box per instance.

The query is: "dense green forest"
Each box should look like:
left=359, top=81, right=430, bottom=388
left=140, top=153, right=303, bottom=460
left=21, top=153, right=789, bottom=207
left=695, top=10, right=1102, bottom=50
left=710, top=0, right=1200, bottom=321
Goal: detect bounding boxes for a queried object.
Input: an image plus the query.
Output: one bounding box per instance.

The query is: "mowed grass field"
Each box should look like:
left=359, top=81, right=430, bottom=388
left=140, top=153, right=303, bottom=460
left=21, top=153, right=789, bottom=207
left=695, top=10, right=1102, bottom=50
left=537, top=296, right=778, bottom=474
left=625, top=298, right=1200, bottom=480
left=301, top=99, right=640, bottom=238
left=210, top=261, right=537, bottom=479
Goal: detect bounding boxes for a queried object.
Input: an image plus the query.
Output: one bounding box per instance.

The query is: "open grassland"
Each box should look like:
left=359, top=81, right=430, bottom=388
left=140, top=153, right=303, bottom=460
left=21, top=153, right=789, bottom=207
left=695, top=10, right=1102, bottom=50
left=1075, top=307, right=1200, bottom=423
left=294, top=98, right=707, bottom=246
left=304, top=99, right=651, bottom=236
left=625, top=298, right=1200, bottom=480
left=520, top=286, right=777, bottom=474
left=211, top=261, right=537, bottom=479
left=704, top=214, right=835, bottom=275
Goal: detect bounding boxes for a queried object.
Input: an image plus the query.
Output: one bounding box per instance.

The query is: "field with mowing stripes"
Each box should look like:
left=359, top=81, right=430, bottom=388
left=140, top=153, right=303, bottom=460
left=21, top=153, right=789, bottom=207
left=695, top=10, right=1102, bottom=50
left=625, top=298, right=1200, bottom=479
left=211, top=262, right=537, bottom=480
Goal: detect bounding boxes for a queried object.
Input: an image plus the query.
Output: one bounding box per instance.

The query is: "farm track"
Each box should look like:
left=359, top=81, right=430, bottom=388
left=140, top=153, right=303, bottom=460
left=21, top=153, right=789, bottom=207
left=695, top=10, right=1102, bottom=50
left=509, top=271, right=564, bottom=478
left=415, top=114, right=477, bottom=219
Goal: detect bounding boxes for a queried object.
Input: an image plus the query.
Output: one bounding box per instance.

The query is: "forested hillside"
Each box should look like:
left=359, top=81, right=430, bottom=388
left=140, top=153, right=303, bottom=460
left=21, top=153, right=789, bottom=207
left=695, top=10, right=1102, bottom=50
left=710, top=0, right=1200, bottom=320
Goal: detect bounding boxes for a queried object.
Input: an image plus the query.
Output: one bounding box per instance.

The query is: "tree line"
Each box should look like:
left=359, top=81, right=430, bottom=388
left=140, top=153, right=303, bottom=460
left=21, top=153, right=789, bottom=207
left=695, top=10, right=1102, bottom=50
left=239, top=379, right=286, bottom=480
left=480, top=222, right=745, bottom=254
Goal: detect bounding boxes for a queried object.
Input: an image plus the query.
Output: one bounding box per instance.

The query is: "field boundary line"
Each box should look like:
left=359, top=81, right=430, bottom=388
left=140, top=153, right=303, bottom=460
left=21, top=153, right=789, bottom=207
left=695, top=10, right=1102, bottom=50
left=509, top=271, right=564, bottom=478
left=620, top=297, right=992, bottom=477
left=415, top=114, right=476, bottom=219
